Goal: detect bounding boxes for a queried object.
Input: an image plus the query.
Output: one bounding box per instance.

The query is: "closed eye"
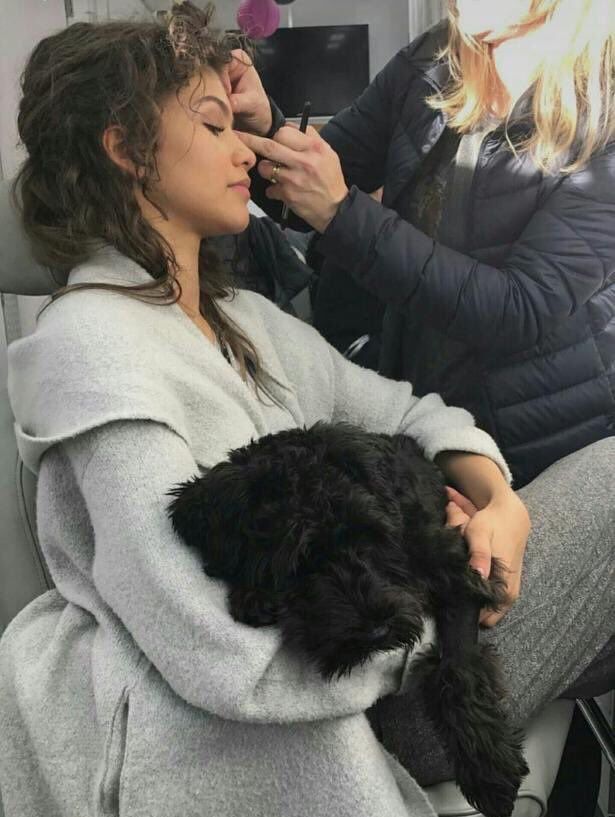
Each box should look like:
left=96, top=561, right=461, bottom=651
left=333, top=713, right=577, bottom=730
left=203, top=123, right=225, bottom=136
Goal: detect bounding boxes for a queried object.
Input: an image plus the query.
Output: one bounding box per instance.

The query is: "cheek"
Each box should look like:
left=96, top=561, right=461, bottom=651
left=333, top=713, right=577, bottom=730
left=156, top=137, right=221, bottom=204
left=149, top=131, right=250, bottom=236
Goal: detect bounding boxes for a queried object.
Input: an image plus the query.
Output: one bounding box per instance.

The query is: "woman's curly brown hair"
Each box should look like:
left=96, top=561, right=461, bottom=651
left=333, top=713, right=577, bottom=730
left=14, top=1, right=277, bottom=397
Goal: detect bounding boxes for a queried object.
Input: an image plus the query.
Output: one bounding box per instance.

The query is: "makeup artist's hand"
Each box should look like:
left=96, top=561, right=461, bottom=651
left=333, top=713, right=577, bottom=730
left=222, top=49, right=273, bottom=136
left=236, top=126, right=349, bottom=233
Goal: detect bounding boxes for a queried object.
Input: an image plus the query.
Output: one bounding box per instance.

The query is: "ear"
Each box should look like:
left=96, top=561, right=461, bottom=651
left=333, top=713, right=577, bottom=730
left=167, top=462, right=252, bottom=579
left=102, top=125, right=137, bottom=177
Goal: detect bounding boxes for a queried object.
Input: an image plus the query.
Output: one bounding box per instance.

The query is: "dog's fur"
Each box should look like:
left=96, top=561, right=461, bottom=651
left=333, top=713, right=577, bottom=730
left=168, top=422, right=529, bottom=817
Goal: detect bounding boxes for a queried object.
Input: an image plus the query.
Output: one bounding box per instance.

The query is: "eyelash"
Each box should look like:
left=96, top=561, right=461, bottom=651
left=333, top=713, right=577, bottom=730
left=204, top=123, right=225, bottom=136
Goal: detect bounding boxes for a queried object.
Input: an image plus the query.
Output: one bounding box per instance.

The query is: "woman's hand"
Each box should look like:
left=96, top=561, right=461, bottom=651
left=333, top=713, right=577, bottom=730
left=236, top=127, right=349, bottom=233
left=222, top=49, right=273, bottom=136
left=445, top=485, right=531, bottom=627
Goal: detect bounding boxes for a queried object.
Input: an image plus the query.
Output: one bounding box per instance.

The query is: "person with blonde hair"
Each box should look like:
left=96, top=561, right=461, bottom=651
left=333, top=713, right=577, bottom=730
left=231, top=0, right=615, bottom=798
left=237, top=0, right=615, bottom=486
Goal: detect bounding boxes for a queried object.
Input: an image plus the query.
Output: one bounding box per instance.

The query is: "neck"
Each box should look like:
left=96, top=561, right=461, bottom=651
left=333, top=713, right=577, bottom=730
left=137, top=191, right=203, bottom=315
left=167, top=230, right=202, bottom=317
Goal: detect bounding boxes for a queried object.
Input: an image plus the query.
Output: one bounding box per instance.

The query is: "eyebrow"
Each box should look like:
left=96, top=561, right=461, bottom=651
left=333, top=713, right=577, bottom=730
left=193, top=95, right=235, bottom=127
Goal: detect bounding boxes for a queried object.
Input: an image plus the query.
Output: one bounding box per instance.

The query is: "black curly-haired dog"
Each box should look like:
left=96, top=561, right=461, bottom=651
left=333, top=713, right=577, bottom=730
left=167, top=422, right=528, bottom=817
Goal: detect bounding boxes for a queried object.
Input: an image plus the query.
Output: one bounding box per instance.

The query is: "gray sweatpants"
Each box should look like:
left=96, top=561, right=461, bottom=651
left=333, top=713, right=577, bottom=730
left=368, top=437, right=615, bottom=786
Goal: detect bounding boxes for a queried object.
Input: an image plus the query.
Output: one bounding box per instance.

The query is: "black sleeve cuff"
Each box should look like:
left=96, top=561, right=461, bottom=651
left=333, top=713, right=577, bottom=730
left=315, top=186, right=381, bottom=275
left=266, top=97, right=286, bottom=138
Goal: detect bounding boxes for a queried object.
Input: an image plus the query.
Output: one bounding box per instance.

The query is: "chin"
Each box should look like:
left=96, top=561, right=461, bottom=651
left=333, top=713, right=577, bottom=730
left=225, top=202, right=251, bottom=234
left=205, top=210, right=251, bottom=238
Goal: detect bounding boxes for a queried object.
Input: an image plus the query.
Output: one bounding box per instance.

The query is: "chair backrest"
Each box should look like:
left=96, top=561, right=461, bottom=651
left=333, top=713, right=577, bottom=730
left=0, top=178, right=64, bottom=634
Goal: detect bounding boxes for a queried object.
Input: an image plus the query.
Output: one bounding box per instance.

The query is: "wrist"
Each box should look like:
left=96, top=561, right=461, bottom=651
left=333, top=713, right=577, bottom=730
left=264, top=97, right=285, bottom=138
left=487, top=484, right=516, bottom=505
left=487, top=488, right=530, bottom=527
left=435, top=451, right=509, bottom=510
left=316, top=188, right=350, bottom=234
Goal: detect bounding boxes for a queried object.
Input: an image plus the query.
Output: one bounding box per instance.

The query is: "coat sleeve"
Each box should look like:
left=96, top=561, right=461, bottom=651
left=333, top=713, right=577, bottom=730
left=61, top=420, right=434, bottom=723
left=253, top=293, right=512, bottom=482
left=325, top=339, right=512, bottom=478
left=315, top=145, right=615, bottom=353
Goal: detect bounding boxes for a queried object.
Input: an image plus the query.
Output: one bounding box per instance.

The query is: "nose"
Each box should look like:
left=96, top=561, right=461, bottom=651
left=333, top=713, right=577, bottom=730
left=232, top=130, right=256, bottom=172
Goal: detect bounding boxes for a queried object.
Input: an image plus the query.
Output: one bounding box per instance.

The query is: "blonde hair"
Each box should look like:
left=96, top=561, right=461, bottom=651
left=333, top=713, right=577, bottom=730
left=429, top=0, right=615, bottom=173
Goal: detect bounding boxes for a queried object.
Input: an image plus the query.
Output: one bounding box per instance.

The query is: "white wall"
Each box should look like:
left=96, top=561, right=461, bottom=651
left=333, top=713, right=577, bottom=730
left=71, top=0, right=152, bottom=22
left=408, top=0, right=447, bottom=41
left=0, top=0, right=67, bottom=179
left=104, top=0, right=152, bottom=18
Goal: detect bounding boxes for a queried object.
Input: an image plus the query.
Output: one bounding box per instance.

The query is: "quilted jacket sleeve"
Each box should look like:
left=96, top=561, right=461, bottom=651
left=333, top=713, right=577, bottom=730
left=316, top=145, right=615, bottom=353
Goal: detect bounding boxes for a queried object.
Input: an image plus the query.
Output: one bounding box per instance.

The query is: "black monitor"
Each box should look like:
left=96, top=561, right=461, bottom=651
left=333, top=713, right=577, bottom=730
left=253, top=25, right=370, bottom=118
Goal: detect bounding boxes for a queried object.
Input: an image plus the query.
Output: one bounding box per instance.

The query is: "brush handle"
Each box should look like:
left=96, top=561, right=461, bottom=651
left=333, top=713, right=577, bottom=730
left=281, top=101, right=311, bottom=230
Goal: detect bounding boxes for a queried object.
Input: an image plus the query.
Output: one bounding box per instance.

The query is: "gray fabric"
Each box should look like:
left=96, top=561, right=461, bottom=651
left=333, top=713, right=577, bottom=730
left=561, top=635, right=615, bottom=699
left=0, top=388, right=52, bottom=637
left=0, top=246, right=513, bottom=817
left=368, top=437, right=615, bottom=786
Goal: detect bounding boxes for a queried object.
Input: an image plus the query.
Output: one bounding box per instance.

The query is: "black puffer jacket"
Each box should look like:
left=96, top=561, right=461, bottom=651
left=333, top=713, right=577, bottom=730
left=303, top=22, right=615, bottom=487
left=211, top=215, right=313, bottom=315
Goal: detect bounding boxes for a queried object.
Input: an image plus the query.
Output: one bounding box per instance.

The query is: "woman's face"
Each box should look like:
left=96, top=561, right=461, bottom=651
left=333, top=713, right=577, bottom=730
left=144, top=69, right=256, bottom=239
left=455, top=0, right=533, bottom=39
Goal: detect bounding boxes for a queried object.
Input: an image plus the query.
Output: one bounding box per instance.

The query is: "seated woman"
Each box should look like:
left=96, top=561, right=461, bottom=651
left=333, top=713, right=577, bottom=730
left=0, top=4, right=612, bottom=816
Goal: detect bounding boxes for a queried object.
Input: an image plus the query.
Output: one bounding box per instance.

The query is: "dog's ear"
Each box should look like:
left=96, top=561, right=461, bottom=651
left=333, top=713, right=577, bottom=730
left=167, top=462, right=252, bottom=579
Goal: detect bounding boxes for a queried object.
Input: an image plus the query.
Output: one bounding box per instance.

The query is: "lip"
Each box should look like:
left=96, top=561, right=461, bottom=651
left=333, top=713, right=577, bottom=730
left=230, top=185, right=251, bottom=200
left=229, top=178, right=252, bottom=190
left=229, top=179, right=251, bottom=200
